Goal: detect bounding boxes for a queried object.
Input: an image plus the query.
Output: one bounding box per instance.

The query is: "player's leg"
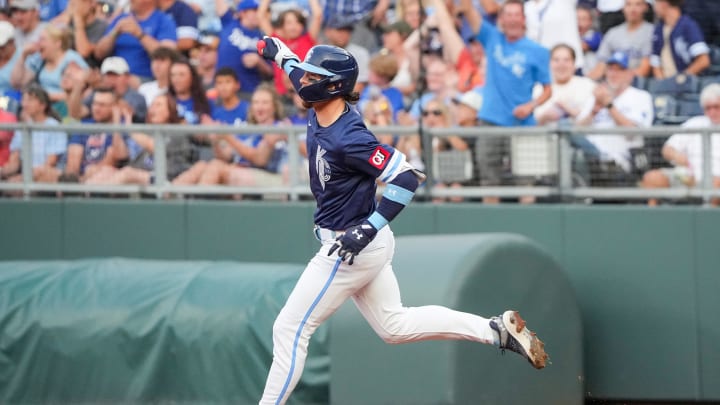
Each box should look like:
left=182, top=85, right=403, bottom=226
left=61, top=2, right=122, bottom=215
left=351, top=227, right=547, bottom=368
left=259, top=242, right=382, bottom=405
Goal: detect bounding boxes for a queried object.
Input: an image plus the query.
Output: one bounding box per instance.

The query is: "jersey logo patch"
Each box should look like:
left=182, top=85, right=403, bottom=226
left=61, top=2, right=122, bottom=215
left=368, top=146, right=390, bottom=169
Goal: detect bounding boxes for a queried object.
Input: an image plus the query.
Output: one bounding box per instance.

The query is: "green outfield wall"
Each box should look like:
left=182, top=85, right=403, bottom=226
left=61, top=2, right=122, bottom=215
left=1, top=199, right=719, bottom=402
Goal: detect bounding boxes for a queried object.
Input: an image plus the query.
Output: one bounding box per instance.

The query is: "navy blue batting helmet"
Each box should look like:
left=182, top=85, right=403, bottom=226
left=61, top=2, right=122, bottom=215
left=295, top=45, right=359, bottom=103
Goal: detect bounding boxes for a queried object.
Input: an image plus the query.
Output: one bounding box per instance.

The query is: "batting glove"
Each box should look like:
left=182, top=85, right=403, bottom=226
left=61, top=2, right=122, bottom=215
left=328, top=221, right=378, bottom=265
left=257, top=36, right=299, bottom=70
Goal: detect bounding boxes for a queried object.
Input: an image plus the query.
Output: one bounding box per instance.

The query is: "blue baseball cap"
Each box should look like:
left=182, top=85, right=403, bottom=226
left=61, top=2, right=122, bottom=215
left=236, top=0, right=258, bottom=11
left=606, top=51, right=629, bottom=69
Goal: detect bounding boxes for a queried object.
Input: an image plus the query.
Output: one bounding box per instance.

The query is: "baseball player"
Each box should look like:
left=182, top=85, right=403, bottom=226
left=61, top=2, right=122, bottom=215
left=256, top=37, right=548, bottom=405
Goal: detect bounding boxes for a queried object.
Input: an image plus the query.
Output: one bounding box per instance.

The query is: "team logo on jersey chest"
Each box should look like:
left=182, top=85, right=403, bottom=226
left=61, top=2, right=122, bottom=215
left=316, top=145, right=331, bottom=190
left=368, top=146, right=390, bottom=169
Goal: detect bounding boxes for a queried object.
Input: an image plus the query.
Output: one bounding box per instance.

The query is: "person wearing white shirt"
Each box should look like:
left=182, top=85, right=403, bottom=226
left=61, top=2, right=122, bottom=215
left=535, top=43, right=596, bottom=125
left=525, top=0, right=584, bottom=69
left=577, top=51, right=654, bottom=185
left=641, top=83, right=720, bottom=206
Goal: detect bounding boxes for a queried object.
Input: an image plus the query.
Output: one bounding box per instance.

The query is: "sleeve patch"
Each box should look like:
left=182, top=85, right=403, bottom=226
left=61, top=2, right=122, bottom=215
left=368, top=146, right=391, bottom=169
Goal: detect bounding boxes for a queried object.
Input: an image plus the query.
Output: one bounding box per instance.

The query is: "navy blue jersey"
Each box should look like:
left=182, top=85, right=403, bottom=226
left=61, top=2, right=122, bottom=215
left=307, top=104, right=403, bottom=230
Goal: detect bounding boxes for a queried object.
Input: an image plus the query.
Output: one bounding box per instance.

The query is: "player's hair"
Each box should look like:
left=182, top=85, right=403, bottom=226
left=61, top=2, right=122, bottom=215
left=369, top=53, right=399, bottom=82
left=248, top=83, right=285, bottom=124
left=550, top=43, right=576, bottom=61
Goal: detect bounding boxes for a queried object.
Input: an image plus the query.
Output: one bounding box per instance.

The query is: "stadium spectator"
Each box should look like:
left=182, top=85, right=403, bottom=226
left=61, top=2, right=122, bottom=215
left=209, top=67, right=249, bottom=126
left=138, top=46, right=182, bottom=107
left=72, top=56, right=147, bottom=122
left=651, top=0, right=710, bottom=78
left=214, top=0, right=273, bottom=97
left=172, top=83, right=287, bottom=189
left=395, top=0, right=423, bottom=30
left=588, top=0, right=653, bottom=80
left=64, top=87, right=129, bottom=183
left=361, top=91, right=399, bottom=152
left=404, top=57, right=459, bottom=121
left=460, top=0, right=552, bottom=127
left=379, top=20, right=414, bottom=98
left=85, top=93, right=199, bottom=185
left=0, top=21, right=21, bottom=97
left=422, top=97, right=472, bottom=203
left=37, top=0, right=66, bottom=21
left=258, top=0, right=322, bottom=96
left=10, top=24, right=89, bottom=104
left=322, top=0, right=388, bottom=54
left=168, top=58, right=210, bottom=125
left=321, top=16, right=371, bottom=94
left=535, top=44, right=597, bottom=125
left=158, top=0, right=199, bottom=54
left=11, top=0, right=46, bottom=51
left=596, top=0, right=654, bottom=34
left=0, top=103, right=15, bottom=168
left=459, top=0, right=552, bottom=194
left=0, top=84, right=66, bottom=184
left=525, top=0, right=584, bottom=70
left=576, top=51, right=654, bottom=186
left=51, top=0, right=109, bottom=68
left=94, top=0, right=178, bottom=82
left=421, top=0, right=486, bottom=93
left=577, top=4, right=603, bottom=75
left=358, top=53, right=404, bottom=120
left=641, top=83, right=720, bottom=206
left=193, top=34, right=218, bottom=92
left=682, top=0, right=720, bottom=47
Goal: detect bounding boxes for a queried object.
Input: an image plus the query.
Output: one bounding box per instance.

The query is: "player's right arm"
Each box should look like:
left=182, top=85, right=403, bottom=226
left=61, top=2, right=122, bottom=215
left=257, top=36, right=304, bottom=93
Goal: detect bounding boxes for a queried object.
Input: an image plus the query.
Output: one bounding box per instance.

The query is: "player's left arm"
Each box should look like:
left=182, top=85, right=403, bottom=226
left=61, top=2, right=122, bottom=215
left=329, top=143, right=426, bottom=264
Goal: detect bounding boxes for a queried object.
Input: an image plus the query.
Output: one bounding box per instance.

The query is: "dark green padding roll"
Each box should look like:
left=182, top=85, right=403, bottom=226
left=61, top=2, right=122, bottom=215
left=0, top=259, right=329, bottom=405
left=329, top=233, right=584, bottom=405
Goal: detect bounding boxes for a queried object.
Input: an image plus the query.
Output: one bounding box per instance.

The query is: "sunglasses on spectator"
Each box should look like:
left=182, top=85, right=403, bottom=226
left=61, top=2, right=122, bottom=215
left=703, top=104, right=720, bottom=111
left=422, top=109, right=443, bottom=117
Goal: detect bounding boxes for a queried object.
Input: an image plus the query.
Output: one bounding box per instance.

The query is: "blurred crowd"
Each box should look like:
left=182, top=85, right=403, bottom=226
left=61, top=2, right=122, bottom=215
left=0, top=0, right=719, bottom=204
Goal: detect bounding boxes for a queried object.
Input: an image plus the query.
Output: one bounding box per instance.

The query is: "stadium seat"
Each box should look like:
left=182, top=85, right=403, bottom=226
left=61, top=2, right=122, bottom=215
left=677, top=99, right=704, bottom=118
left=647, top=74, right=700, bottom=99
left=653, top=94, right=678, bottom=124
left=699, top=74, right=720, bottom=90
left=708, top=45, right=720, bottom=75
left=632, top=75, right=649, bottom=90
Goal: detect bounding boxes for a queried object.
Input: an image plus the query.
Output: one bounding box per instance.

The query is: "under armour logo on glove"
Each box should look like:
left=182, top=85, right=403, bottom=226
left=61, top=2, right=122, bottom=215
left=328, top=221, right=378, bottom=265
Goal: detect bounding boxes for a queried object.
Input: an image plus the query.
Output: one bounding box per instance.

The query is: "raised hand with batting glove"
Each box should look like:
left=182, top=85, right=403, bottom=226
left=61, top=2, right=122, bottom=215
left=256, top=36, right=299, bottom=69
left=328, top=221, right=378, bottom=265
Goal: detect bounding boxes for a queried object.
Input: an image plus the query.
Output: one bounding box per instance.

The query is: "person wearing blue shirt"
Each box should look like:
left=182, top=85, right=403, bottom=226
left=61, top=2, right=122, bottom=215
left=215, top=0, right=273, bottom=96
left=461, top=0, right=552, bottom=127
left=94, top=0, right=177, bottom=80
left=158, top=0, right=199, bottom=54
left=210, top=67, right=250, bottom=126
left=38, top=0, right=67, bottom=21
left=651, top=0, right=710, bottom=78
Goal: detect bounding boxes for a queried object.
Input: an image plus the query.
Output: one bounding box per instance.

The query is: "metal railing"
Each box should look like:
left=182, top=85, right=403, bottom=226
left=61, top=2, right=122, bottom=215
left=0, top=122, right=718, bottom=204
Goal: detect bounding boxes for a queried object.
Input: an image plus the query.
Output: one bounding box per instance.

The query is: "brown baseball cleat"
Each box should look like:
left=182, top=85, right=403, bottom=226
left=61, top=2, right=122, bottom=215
left=490, top=310, right=549, bottom=369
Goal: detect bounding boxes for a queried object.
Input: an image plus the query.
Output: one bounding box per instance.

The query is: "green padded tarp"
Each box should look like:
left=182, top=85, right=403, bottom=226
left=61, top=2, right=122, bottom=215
left=0, top=259, right=329, bottom=405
